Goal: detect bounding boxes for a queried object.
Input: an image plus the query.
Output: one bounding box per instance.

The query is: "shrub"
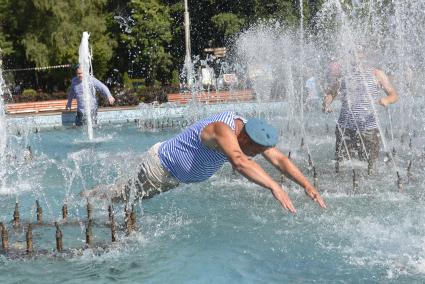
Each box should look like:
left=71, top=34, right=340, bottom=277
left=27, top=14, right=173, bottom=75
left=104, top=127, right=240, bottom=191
left=20, top=89, right=37, bottom=102
left=171, top=70, right=179, bottom=85
left=122, top=72, right=132, bottom=90
left=10, top=85, right=180, bottom=107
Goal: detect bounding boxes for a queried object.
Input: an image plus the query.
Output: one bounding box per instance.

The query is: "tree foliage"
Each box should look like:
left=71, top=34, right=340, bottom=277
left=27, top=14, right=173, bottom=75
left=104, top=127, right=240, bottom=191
left=1, top=0, right=115, bottom=90
left=0, top=0, right=324, bottom=91
left=211, top=13, right=245, bottom=37
left=120, top=0, right=173, bottom=85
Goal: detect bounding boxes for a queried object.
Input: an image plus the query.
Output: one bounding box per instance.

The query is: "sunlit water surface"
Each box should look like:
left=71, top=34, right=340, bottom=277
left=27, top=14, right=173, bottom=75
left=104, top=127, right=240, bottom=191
left=0, top=117, right=424, bottom=283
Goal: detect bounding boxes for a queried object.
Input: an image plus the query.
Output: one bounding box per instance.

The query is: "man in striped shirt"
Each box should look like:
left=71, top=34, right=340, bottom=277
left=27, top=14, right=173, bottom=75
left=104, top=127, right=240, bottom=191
left=87, top=112, right=326, bottom=213
left=322, top=52, right=398, bottom=164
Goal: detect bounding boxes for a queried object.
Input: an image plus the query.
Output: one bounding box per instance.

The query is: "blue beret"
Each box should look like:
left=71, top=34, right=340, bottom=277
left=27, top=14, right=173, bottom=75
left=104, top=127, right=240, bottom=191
left=245, top=118, right=278, bottom=147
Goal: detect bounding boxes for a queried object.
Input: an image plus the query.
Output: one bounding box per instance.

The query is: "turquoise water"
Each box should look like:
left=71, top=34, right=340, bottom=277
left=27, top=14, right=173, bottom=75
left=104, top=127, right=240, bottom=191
left=1, top=120, right=425, bottom=283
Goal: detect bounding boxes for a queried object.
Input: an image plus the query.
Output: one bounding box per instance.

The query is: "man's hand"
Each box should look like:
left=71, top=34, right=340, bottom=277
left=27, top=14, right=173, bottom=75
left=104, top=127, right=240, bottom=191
left=304, top=185, right=327, bottom=208
left=322, top=95, right=333, bottom=113
left=377, top=97, right=389, bottom=107
left=108, top=96, right=116, bottom=105
left=271, top=186, right=296, bottom=213
left=65, top=106, right=71, bottom=111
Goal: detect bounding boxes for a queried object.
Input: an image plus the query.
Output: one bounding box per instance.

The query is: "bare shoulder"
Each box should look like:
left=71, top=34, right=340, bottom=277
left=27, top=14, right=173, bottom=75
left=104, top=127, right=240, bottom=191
left=201, top=121, right=233, bottom=146
left=202, top=121, right=230, bottom=135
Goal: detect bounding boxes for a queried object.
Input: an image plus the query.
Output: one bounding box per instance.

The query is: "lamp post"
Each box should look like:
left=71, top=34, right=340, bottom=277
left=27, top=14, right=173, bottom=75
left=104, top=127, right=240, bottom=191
left=184, top=0, right=192, bottom=86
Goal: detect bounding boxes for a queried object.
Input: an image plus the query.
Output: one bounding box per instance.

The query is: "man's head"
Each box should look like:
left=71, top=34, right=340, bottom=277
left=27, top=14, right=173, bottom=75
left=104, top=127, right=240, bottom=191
left=73, top=64, right=83, bottom=81
left=239, top=118, right=278, bottom=156
left=353, top=43, right=368, bottom=61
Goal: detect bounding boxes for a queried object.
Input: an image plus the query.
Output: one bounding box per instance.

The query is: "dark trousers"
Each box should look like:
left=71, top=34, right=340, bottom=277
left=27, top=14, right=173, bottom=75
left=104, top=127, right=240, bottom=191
left=75, top=109, right=98, bottom=126
left=335, top=126, right=381, bottom=163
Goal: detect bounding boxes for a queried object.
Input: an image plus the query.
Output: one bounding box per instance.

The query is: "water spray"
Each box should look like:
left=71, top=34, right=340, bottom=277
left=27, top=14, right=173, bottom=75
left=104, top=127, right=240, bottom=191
left=25, top=146, right=32, bottom=160
left=62, top=204, right=68, bottom=220
left=26, top=224, right=33, bottom=254
left=313, top=167, right=318, bottom=189
left=367, top=158, right=373, bottom=175
left=125, top=204, right=132, bottom=235
left=397, top=171, right=403, bottom=191
left=55, top=222, right=63, bottom=252
left=385, top=127, right=390, bottom=139
left=130, top=205, right=136, bottom=233
left=307, top=153, right=313, bottom=168
left=86, top=201, right=93, bottom=221
left=78, top=31, right=94, bottom=140
left=1, top=222, right=8, bottom=251
left=85, top=219, right=93, bottom=247
left=352, top=170, right=359, bottom=192
left=36, top=200, right=42, bottom=224
left=407, top=160, right=412, bottom=182
left=0, top=200, right=144, bottom=258
left=13, top=202, right=20, bottom=228
left=108, top=205, right=117, bottom=242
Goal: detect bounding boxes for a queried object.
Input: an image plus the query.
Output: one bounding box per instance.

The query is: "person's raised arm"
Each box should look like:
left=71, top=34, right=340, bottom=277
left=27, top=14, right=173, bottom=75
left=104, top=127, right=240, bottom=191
left=201, top=122, right=296, bottom=213
left=374, top=69, right=398, bottom=107
left=92, top=77, right=115, bottom=105
left=322, top=62, right=341, bottom=112
left=262, top=148, right=326, bottom=208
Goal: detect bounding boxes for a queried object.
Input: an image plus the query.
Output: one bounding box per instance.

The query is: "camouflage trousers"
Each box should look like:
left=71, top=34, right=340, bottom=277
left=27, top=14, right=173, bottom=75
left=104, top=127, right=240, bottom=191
left=335, top=126, right=381, bottom=163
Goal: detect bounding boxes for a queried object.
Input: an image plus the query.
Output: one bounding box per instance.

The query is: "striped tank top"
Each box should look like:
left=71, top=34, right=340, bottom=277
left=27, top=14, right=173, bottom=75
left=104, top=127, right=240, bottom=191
left=158, top=111, right=236, bottom=183
left=338, top=65, right=380, bottom=131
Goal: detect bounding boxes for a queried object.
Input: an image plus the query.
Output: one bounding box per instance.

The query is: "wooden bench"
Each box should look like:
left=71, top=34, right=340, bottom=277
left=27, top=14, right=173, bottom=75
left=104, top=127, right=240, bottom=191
left=5, top=89, right=254, bottom=114
left=6, top=100, right=77, bottom=114
left=167, top=89, right=254, bottom=105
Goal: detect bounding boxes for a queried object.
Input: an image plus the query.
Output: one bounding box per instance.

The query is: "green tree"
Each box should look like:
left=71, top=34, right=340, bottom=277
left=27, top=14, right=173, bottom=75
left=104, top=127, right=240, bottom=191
left=120, top=0, right=173, bottom=85
left=211, top=13, right=245, bottom=37
left=0, top=0, right=13, bottom=56
left=1, top=0, right=115, bottom=90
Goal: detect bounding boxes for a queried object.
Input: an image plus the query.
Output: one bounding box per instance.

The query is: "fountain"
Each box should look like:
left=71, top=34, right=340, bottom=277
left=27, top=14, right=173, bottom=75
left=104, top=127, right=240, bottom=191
left=78, top=32, right=95, bottom=140
left=1, top=0, right=425, bottom=282
left=0, top=56, right=7, bottom=187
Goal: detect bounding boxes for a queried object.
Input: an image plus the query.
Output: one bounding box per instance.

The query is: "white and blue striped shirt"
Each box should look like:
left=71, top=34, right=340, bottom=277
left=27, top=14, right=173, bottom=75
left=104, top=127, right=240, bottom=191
left=158, top=111, right=236, bottom=183
left=337, top=65, right=380, bottom=131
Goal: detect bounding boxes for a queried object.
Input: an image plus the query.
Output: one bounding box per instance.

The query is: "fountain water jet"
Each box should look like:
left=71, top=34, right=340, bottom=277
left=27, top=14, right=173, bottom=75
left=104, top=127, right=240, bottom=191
left=78, top=32, right=95, bottom=140
left=0, top=57, right=7, bottom=188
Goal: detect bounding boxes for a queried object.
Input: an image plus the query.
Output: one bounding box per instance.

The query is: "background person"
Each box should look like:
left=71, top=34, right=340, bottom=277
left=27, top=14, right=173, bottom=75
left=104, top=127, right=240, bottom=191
left=66, top=65, right=115, bottom=126
left=322, top=51, right=398, bottom=164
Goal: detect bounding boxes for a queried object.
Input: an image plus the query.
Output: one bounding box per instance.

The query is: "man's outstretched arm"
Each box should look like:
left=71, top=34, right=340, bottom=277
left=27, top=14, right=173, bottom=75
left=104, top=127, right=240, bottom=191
left=262, top=148, right=327, bottom=208
left=202, top=122, right=297, bottom=213
left=92, top=77, right=115, bottom=105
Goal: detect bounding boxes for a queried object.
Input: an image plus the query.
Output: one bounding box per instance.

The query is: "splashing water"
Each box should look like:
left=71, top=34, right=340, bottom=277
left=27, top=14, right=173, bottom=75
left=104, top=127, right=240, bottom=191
left=234, top=0, right=425, bottom=174
left=1, top=1, right=425, bottom=282
left=0, top=57, right=7, bottom=186
left=78, top=32, right=94, bottom=140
